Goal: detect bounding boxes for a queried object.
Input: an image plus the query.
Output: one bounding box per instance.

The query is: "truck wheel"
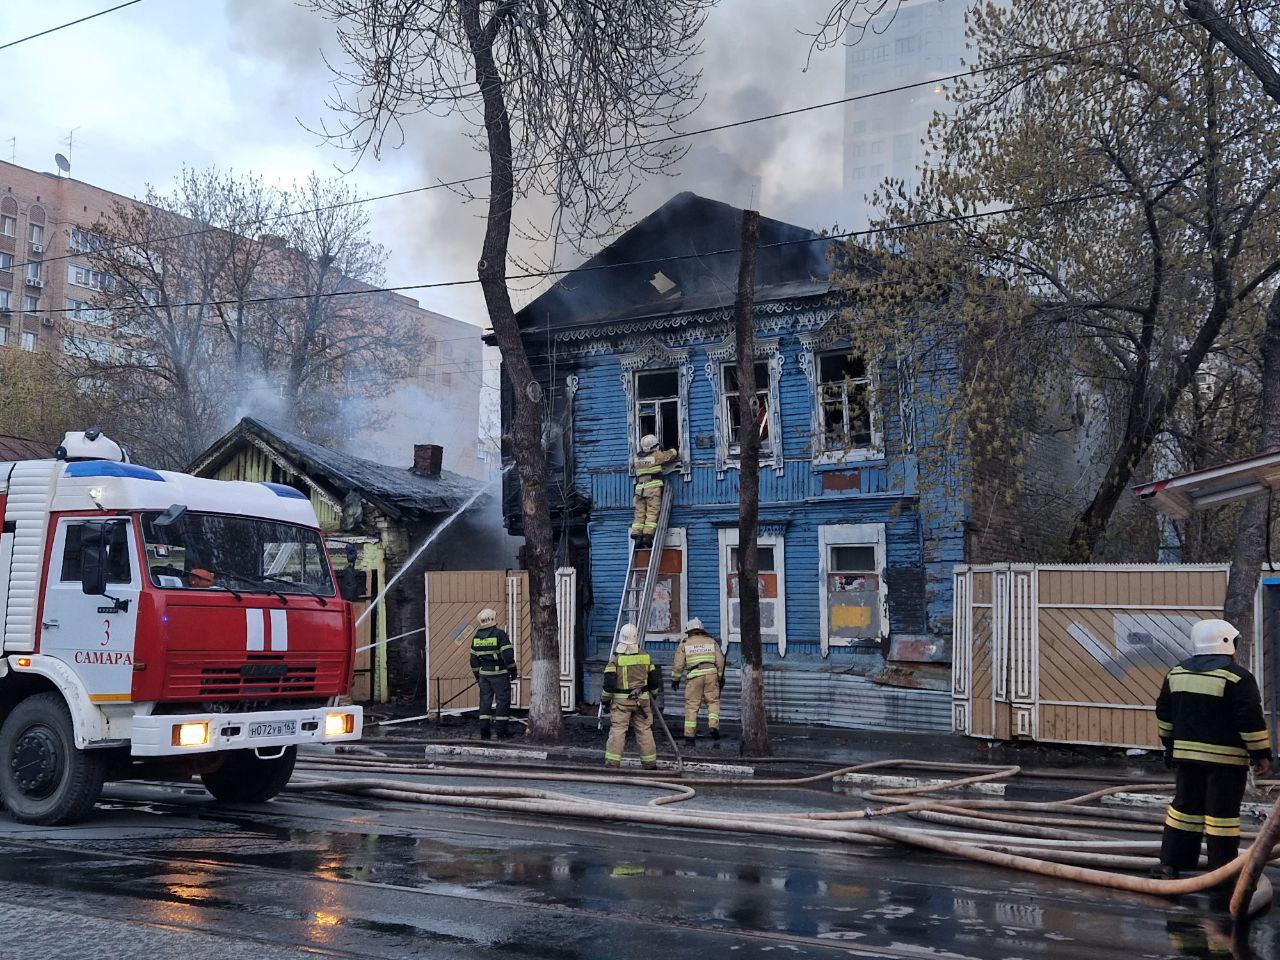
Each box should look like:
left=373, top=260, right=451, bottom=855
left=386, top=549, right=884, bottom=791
left=200, top=747, right=297, bottom=803
left=0, top=693, right=105, bottom=825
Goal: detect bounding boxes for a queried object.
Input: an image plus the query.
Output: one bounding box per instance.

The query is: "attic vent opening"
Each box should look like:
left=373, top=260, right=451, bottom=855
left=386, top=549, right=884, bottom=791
left=649, top=271, right=677, bottom=296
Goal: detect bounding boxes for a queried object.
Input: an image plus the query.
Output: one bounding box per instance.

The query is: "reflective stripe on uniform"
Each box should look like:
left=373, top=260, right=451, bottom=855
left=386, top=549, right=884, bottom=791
left=1205, top=815, right=1241, bottom=837
left=640, top=753, right=657, bottom=763
left=1168, top=673, right=1227, bottom=697
left=605, top=752, right=622, bottom=762
left=1172, top=740, right=1250, bottom=766
left=1241, top=729, right=1271, bottom=748
left=1165, top=806, right=1205, bottom=832
left=1156, top=719, right=1174, bottom=735
left=686, top=666, right=718, bottom=679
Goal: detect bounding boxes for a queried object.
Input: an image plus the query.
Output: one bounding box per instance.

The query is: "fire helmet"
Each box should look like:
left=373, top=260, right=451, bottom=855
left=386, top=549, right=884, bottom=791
left=477, top=608, right=498, bottom=629
left=685, top=618, right=705, bottom=634
left=617, top=623, right=641, bottom=654
left=1191, top=618, right=1239, bottom=657
left=640, top=434, right=660, bottom=453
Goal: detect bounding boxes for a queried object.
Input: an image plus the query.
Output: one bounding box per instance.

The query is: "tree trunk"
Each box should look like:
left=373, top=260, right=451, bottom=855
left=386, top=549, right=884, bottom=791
left=733, top=209, right=770, bottom=757
left=461, top=0, right=562, bottom=742
left=1222, top=285, right=1280, bottom=649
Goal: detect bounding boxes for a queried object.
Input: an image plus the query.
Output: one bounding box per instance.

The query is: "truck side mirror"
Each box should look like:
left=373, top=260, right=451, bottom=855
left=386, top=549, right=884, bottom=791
left=79, top=519, right=127, bottom=596
left=79, top=522, right=109, bottom=596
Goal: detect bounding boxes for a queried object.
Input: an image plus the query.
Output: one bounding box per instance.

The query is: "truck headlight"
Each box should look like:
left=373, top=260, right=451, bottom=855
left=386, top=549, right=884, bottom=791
left=325, top=713, right=354, bottom=737
left=172, top=721, right=210, bottom=747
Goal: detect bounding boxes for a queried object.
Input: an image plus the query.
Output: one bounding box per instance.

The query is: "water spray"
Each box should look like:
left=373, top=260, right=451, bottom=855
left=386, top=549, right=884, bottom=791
left=355, top=464, right=513, bottom=629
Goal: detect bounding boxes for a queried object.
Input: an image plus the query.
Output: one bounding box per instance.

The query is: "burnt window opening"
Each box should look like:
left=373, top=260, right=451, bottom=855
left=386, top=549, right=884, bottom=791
left=635, top=369, right=680, bottom=453
left=818, top=352, right=873, bottom=453
left=722, top=361, right=771, bottom=457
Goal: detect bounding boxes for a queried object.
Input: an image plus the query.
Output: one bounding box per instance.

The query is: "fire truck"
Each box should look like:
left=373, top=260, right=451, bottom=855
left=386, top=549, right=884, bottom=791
left=0, top=430, right=362, bottom=824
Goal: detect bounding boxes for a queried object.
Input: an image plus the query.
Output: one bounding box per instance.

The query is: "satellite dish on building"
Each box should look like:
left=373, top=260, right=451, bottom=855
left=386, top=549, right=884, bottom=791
left=54, top=153, right=70, bottom=176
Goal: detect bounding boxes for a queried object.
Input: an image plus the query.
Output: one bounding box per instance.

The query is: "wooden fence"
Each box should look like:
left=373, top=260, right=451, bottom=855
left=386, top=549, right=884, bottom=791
left=424, top=568, right=578, bottom=714
left=952, top=564, right=1256, bottom=749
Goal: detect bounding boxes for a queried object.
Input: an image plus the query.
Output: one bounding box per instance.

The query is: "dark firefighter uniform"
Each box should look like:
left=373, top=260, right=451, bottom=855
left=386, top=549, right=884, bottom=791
left=471, top=625, right=517, bottom=739
left=630, top=444, right=678, bottom=546
left=603, top=649, right=662, bottom=768
left=1155, top=655, right=1271, bottom=872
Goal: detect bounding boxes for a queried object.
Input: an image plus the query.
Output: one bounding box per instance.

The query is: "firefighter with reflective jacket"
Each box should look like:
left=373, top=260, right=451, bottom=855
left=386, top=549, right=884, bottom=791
left=672, top=618, right=725, bottom=747
left=1154, top=618, right=1271, bottom=879
left=603, top=624, right=662, bottom=769
left=471, top=608, right=517, bottom=740
left=631, top=435, right=678, bottom=548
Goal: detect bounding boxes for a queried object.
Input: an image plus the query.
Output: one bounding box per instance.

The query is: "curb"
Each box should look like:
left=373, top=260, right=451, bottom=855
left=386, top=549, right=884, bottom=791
left=833, top=773, right=1007, bottom=796
left=421, top=743, right=754, bottom=776
left=424, top=744, right=550, bottom=761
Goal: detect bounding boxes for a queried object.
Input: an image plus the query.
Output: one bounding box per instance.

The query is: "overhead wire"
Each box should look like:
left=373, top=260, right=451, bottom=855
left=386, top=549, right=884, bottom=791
left=2, top=0, right=1273, bottom=285
left=0, top=0, right=147, bottom=53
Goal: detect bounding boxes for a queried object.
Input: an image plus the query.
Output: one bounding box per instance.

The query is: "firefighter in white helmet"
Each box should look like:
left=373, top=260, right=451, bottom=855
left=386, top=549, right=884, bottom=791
left=672, top=618, right=725, bottom=747
left=1153, top=618, right=1271, bottom=880
left=630, top=434, right=678, bottom=549
left=471, top=608, right=517, bottom=740
left=602, top=624, right=662, bottom=769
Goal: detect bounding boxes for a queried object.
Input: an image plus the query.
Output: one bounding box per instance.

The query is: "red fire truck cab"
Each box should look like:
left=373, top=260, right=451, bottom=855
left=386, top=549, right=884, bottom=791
left=0, top=431, right=363, bottom=824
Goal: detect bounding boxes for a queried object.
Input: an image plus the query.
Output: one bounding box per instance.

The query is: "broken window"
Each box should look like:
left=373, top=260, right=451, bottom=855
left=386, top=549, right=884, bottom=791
left=817, top=352, right=874, bottom=454
left=721, top=361, right=771, bottom=458
left=820, top=523, right=885, bottom=648
left=635, top=369, right=681, bottom=453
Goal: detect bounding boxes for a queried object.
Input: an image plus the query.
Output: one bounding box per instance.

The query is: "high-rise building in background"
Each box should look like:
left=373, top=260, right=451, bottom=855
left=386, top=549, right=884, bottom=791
left=0, top=159, right=483, bottom=477
left=842, top=0, right=974, bottom=230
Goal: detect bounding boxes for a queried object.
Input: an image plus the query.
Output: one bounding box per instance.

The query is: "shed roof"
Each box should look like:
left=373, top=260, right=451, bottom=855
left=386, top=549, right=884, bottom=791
left=0, top=435, right=57, bottom=461
left=1133, top=448, right=1280, bottom=519
left=190, top=418, right=477, bottom=521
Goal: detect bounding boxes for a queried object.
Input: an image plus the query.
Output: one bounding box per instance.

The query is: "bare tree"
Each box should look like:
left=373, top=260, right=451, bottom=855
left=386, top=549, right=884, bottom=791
left=839, top=0, right=1280, bottom=562
left=1181, top=0, right=1280, bottom=636
left=307, top=0, right=713, bottom=742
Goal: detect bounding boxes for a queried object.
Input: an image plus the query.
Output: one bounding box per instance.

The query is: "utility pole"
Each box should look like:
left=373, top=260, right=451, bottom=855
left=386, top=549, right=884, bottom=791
left=733, top=208, right=770, bottom=757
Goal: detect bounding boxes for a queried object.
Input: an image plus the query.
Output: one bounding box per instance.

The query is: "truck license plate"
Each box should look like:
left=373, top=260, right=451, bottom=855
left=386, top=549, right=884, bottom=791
left=248, top=720, right=296, bottom=738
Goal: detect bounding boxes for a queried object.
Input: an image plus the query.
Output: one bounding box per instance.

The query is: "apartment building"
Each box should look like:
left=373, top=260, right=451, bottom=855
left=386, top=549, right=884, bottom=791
left=0, top=159, right=484, bottom=477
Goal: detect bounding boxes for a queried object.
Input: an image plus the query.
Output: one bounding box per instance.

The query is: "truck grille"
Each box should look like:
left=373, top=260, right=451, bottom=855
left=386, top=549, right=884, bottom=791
left=163, top=653, right=346, bottom=700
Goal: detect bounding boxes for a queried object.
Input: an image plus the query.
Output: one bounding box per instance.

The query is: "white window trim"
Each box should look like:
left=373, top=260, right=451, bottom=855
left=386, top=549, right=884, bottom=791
left=818, top=523, right=888, bottom=655
left=800, top=327, right=885, bottom=465
left=704, top=336, right=785, bottom=478
left=619, top=338, right=692, bottom=480
left=644, top=526, right=687, bottom=644
left=717, top=527, right=787, bottom=657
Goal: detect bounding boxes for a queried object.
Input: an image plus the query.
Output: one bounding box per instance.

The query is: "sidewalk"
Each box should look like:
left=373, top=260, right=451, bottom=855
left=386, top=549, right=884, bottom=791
left=360, top=708, right=1172, bottom=782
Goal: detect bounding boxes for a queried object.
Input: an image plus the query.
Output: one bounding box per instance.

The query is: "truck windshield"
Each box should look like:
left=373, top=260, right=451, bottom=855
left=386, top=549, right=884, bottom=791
left=140, top=511, right=336, bottom=597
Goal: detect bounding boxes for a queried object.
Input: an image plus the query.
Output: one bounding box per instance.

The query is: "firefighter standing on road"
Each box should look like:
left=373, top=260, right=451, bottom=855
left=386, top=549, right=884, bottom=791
left=471, top=608, right=517, bottom=741
left=672, top=618, right=725, bottom=747
left=631, top=435, right=678, bottom=549
left=603, top=624, right=662, bottom=769
left=1154, top=618, right=1272, bottom=879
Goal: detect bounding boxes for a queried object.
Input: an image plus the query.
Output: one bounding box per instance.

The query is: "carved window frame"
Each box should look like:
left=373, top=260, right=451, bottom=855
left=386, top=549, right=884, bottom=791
left=799, top=324, right=885, bottom=465
left=703, top=336, right=785, bottom=477
left=618, top=338, right=692, bottom=480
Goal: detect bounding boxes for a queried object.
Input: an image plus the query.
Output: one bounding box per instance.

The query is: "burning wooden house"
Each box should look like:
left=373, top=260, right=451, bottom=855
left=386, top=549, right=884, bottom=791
left=496, top=193, right=972, bottom=731
left=191, top=417, right=505, bottom=703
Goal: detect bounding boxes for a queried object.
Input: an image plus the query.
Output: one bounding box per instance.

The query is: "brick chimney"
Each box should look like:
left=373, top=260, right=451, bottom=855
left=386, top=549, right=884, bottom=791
left=413, top=444, right=443, bottom=478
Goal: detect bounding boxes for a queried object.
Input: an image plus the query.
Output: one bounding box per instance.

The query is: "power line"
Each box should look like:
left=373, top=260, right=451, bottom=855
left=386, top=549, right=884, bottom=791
left=23, top=164, right=1278, bottom=322
left=2, top=0, right=1267, bottom=282
left=0, top=0, right=147, bottom=53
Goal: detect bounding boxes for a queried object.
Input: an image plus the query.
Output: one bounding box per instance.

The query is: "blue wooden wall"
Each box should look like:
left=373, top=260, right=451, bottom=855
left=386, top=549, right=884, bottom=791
left=550, top=303, right=967, bottom=699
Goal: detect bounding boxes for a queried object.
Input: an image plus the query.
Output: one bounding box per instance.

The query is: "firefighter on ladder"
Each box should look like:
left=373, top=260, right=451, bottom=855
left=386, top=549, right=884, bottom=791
left=471, top=608, right=517, bottom=741
left=1153, top=618, right=1271, bottom=880
left=671, top=618, right=725, bottom=748
left=631, top=434, right=678, bottom=549
left=603, top=624, right=662, bottom=769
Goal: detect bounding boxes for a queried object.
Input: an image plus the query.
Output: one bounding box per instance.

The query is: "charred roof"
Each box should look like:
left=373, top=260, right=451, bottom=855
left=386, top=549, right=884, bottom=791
left=514, top=192, right=847, bottom=331
left=190, top=417, right=477, bottom=522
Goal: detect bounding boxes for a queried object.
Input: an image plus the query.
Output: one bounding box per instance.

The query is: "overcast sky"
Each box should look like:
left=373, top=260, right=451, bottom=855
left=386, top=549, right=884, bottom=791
left=0, top=0, right=846, bottom=329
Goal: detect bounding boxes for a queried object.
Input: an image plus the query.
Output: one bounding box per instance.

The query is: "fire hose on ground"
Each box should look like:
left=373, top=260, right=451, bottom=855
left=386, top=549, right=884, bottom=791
left=287, top=753, right=1280, bottom=921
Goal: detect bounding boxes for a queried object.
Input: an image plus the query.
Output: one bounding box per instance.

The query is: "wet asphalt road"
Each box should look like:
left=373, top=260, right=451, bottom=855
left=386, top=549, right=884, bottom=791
left=1, top=772, right=1280, bottom=959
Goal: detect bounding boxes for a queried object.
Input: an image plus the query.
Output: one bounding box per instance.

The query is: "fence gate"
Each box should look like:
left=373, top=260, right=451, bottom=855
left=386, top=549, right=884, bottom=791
left=424, top=569, right=578, bottom=714
left=954, top=564, right=1238, bottom=749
